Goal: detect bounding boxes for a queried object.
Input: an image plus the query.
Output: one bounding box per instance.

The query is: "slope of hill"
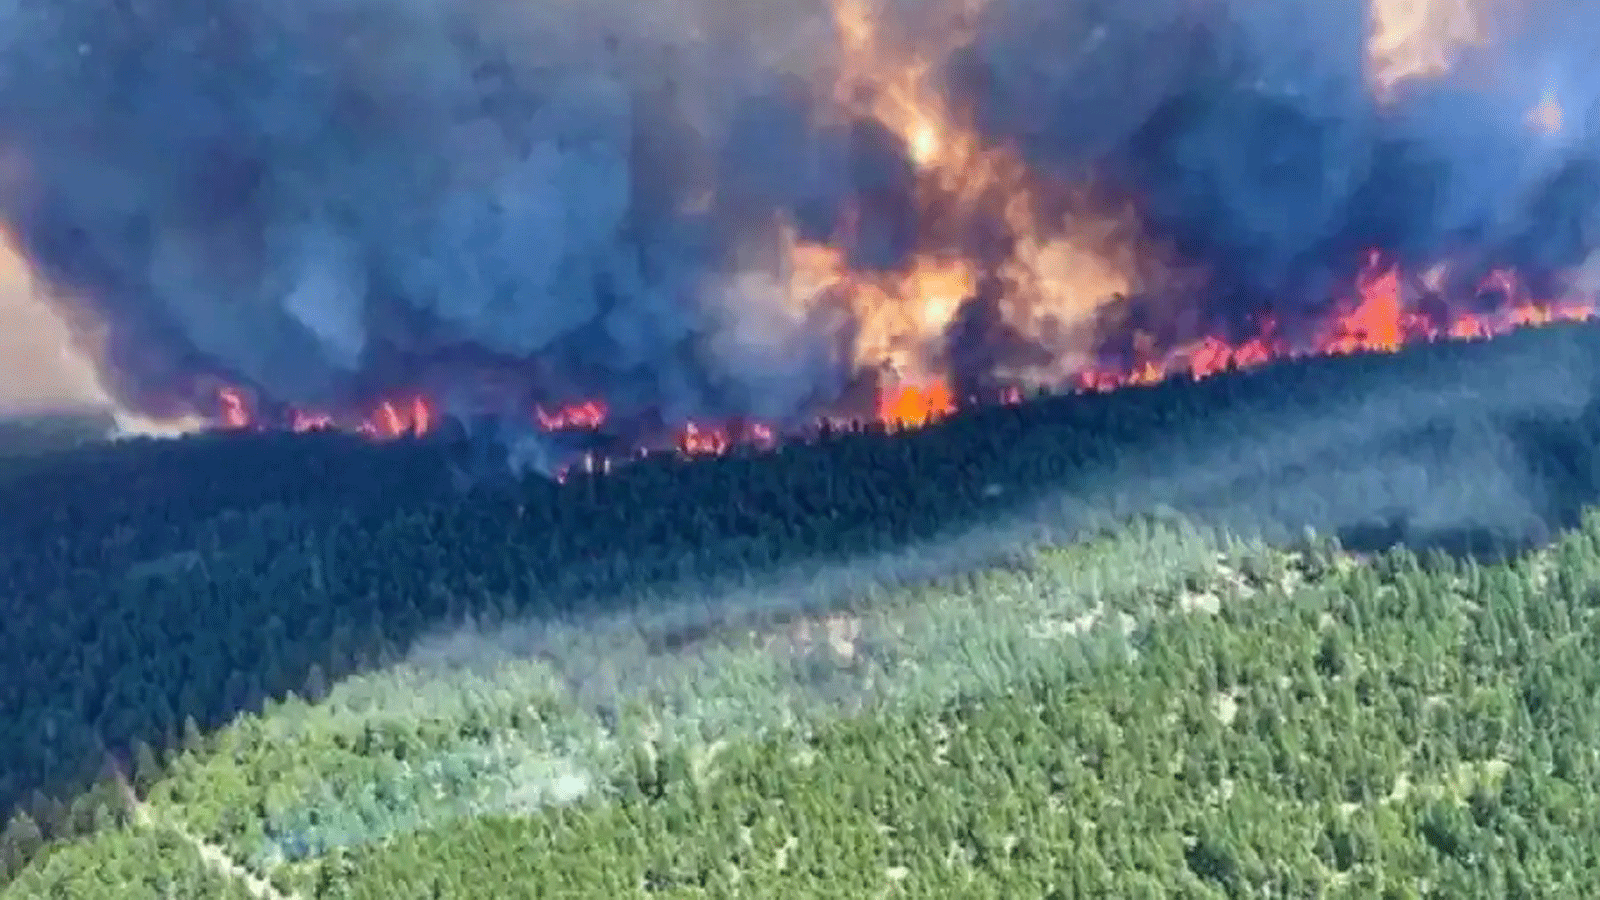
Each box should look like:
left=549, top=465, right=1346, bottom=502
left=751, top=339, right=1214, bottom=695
left=9, top=511, right=1600, bottom=898
left=4, top=321, right=1600, bottom=894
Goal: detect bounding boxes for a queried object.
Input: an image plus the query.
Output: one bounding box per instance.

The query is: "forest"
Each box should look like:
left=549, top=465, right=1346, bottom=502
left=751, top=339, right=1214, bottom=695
left=3, top=320, right=1600, bottom=896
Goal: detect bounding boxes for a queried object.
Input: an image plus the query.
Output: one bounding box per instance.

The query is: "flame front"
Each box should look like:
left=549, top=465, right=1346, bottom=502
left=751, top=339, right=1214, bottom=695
left=213, top=249, right=1596, bottom=474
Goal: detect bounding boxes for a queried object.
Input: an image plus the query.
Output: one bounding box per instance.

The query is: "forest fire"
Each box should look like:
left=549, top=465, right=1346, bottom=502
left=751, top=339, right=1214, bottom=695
left=211, top=248, right=1596, bottom=472
left=1074, top=255, right=1598, bottom=390
left=3, top=0, right=1598, bottom=466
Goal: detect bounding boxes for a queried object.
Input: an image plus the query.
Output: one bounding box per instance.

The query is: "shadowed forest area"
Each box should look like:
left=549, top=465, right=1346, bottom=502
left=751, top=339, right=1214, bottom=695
left=0, top=408, right=117, bottom=460
left=4, top=322, right=1600, bottom=894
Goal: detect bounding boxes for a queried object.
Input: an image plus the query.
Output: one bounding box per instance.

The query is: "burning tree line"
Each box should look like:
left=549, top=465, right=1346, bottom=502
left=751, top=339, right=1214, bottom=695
left=209, top=251, right=1596, bottom=480
left=3, top=0, right=1599, bottom=456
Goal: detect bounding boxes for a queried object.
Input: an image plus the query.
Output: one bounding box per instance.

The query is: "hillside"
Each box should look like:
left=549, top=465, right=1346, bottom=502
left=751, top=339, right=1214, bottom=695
left=9, top=511, right=1600, bottom=898
left=3, top=321, right=1600, bottom=895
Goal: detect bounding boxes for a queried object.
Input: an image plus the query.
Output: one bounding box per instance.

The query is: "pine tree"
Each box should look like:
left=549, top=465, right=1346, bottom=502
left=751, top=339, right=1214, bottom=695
left=132, top=739, right=162, bottom=796
left=0, top=810, right=43, bottom=881
left=305, top=662, right=329, bottom=703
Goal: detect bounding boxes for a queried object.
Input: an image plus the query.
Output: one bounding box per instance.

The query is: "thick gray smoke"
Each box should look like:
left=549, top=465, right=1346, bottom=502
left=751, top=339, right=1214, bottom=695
left=952, top=0, right=1600, bottom=311
left=0, top=0, right=885, bottom=423
left=1, top=0, right=1598, bottom=425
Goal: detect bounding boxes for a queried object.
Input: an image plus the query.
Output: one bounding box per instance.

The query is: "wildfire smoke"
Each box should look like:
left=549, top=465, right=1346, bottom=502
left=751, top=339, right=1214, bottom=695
left=0, top=0, right=1597, bottom=460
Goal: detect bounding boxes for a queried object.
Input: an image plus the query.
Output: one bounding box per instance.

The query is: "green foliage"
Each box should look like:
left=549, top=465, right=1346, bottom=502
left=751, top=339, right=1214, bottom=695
left=15, top=511, right=1600, bottom=897
left=289, top=519, right=1597, bottom=899
left=1, top=824, right=252, bottom=899
left=7, top=322, right=1600, bottom=894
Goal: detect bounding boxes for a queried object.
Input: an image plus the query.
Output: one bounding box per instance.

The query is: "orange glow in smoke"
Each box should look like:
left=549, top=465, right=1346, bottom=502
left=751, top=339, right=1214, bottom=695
left=199, top=0, right=1600, bottom=467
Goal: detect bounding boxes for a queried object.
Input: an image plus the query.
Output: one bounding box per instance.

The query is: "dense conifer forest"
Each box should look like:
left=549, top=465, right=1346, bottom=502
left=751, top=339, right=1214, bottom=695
left=4, top=321, right=1600, bottom=896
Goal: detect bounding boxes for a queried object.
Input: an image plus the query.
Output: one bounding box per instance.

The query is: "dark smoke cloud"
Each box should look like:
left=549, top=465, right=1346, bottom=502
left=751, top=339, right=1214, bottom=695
left=2, top=0, right=1599, bottom=426
left=0, top=0, right=885, bottom=422
left=953, top=0, right=1600, bottom=309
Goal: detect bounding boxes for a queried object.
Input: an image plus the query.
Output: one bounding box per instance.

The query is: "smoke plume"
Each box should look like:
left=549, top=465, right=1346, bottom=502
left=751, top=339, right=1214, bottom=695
left=954, top=0, right=1600, bottom=310
left=0, top=0, right=1597, bottom=429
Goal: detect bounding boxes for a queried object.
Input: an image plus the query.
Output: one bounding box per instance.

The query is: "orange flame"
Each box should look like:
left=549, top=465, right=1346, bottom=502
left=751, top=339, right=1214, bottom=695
left=217, top=386, right=251, bottom=429
left=1071, top=254, right=1595, bottom=391
left=535, top=399, right=606, bottom=431
left=209, top=252, right=1599, bottom=466
left=877, top=380, right=955, bottom=428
